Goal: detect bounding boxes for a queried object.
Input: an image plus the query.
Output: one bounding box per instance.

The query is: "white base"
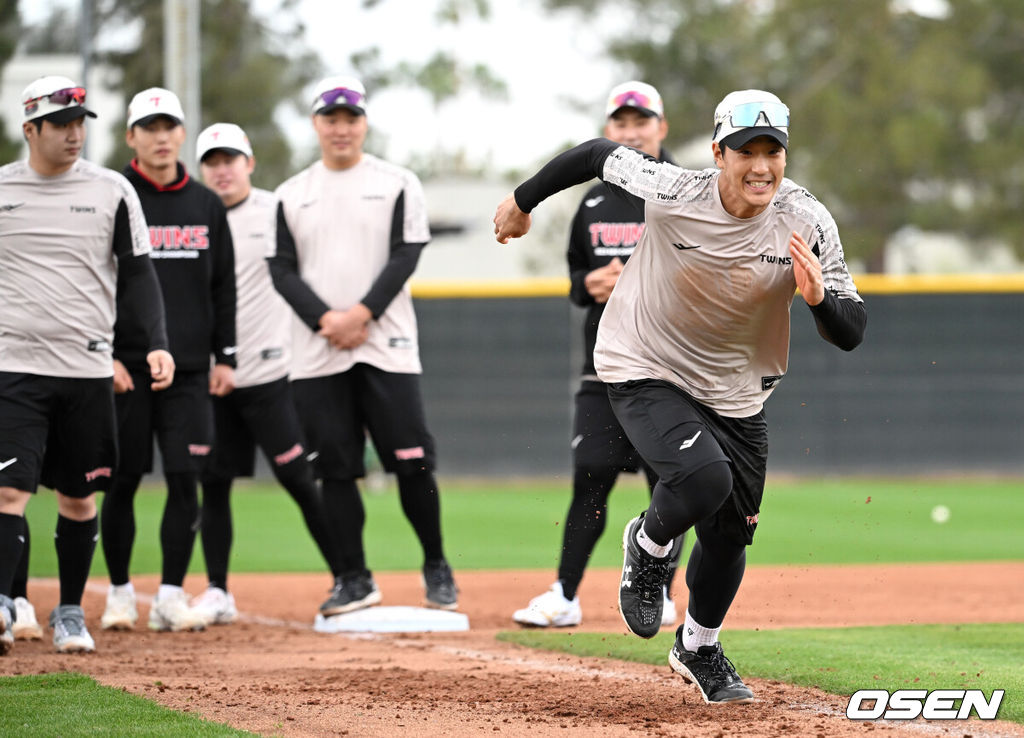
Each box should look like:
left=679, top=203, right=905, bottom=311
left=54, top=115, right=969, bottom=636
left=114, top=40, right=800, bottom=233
left=313, top=605, right=470, bottom=633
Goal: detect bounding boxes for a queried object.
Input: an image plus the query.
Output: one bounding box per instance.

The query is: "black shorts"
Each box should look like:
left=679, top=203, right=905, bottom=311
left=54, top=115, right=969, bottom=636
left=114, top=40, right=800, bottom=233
left=607, top=379, right=768, bottom=546
left=0, top=371, right=116, bottom=497
left=573, top=380, right=645, bottom=472
left=115, top=369, right=214, bottom=475
left=207, top=376, right=307, bottom=479
left=291, top=363, right=436, bottom=480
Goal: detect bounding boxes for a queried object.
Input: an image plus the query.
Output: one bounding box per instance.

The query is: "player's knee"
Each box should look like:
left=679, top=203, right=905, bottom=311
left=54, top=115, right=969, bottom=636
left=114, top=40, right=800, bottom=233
left=56, top=492, right=96, bottom=521
left=0, top=486, right=30, bottom=514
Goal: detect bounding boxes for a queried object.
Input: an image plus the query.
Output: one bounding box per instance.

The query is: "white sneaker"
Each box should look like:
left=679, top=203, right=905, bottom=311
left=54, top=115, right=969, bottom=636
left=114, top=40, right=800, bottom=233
left=50, top=605, right=96, bottom=653
left=512, top=582, right=582, bottom=627
left=0, top=595, right=13, bottom=655
left=661, top=585, right=677, bottom=628
left=101, top=585, right=138, bottom=630
left=148, top=588, right=207, bottom=632
left=12, top=597, right=44, bottom=640
left=190, top=587, right=238, bottom=625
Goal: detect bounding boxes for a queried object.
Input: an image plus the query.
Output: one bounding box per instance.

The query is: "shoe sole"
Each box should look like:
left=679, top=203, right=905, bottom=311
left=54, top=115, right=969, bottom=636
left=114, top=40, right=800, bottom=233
left=13, top=624, right=44, bottom=641
left=424, top=599, right=459, bottom=611
left=55, top=638, right=96, bottom=653
left=101, top=617, right=137, bottom=631
left=668, top=649, right=756, bottom=704
left=320, top=589, right=383, bottom=617
left=512, top=617, right=581, bottom=628
left=0, top=634, right=11, bottom=656
left=148, top=618, right=206, bottom=632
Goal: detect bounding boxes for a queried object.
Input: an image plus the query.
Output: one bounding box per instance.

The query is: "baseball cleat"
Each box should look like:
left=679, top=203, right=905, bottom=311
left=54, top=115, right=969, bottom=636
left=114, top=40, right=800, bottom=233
left=320, top=572, right=382, bottom=616
left=50, top=605, right=96, bottom=653
left=513, top=581, right=582, bottom=627
left=12, top=597, right=44, bottom=640
left=148, top=588, right=207, bottom=632
left=190, top=586, right=238, bottom=625
left=422, top=559, right=458, bottom=611
left=661, top=586, right=677, bottom=628
left=101, top=584, right=138, bottom=630
left=0, top=595, right=14, bottom=655
left=669, top=634, right=755, bottom=704
left=618, top=513, right=669, bottom=638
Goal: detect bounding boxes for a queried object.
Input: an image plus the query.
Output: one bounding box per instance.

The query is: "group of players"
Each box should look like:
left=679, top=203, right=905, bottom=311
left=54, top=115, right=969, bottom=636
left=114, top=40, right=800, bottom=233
left=2, top=70, right=865, bottom=707
left=0, top=73, right=456, bottom=655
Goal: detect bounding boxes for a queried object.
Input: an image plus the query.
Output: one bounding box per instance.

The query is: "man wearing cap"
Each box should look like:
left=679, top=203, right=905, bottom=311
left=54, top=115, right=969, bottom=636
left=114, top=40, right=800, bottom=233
left=0, top=75, right=172, bottom=654
left=269, top=75, right=458, bottom=613
left=513, top=81, right=685, bottom=630
left=100, top=87, right=237, bottom=633
left=494, top=89, right=865, bottom=703
left=191, top=122, right=347, bottom=623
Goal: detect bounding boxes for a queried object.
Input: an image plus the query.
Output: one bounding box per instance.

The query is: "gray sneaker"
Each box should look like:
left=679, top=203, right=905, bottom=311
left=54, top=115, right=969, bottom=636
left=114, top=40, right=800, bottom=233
left=49, top=605, right=96, bottom=653
left=422, top=559, right=458, bottom=610
left=0, top=594, right=14, bottom=655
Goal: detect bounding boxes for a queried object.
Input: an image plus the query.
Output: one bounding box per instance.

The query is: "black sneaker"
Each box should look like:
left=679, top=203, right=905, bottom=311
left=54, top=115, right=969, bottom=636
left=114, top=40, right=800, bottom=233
left=618, top=513, right=670, bottom=638
left=669, top=636, right=755, bottom=704
left=319, top=571, right=382, bottom=616
left=422, top=559, right=458, bottom=610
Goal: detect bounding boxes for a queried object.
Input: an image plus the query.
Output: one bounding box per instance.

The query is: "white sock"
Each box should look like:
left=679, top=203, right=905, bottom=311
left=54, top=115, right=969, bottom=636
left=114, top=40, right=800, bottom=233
left=682, top=610, right=721, bottom=652
left=110, top=582, right=134, bottom=596
left=157, top=584, right=184, bottom=601
left=636, top=523, right=673, bottom=558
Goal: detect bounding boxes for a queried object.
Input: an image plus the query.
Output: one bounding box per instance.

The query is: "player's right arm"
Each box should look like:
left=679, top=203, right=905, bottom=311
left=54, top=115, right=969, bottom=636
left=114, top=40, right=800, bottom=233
left=267, top=201, right=332, bottom=332
left=112, top=193, right=169, bottom=359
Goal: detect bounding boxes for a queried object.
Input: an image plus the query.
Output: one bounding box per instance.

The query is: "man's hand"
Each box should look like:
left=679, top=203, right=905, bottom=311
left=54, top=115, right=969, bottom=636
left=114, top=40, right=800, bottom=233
left=112, top=359, right=134, bottom=393
left=790, top=231, right=825, bottom=306
left=145, top=350, right=175, bottom=391
left=209, top=363, right=235, bottom=397
left=584, top=257, right=624, bottom=304
left=318, top=304, right=371, bottom=350
left=493, top=193, right=532, bottom=244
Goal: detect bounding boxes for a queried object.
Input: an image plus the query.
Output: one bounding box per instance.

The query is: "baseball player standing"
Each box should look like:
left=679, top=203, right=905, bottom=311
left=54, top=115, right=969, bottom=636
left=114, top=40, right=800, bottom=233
left=494, top=89, right=865, bottom=703
left=0, top=76, right=172, bottom=654
left=514, top=81, right=684, bottom=629
left=100, top=88, right=237, bottom=633
left=192, top=122, right=347, bottom=622
left=270, top=75, right=457, bottom=613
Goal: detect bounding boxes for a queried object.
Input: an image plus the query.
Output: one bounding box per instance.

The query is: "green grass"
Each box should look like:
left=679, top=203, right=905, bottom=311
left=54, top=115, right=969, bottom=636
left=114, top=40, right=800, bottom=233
left=21, top=476, right=1024, bottom=576
left=499, top=623, right=1024, bottom=724
left=0, top=673, right=253, bottom=736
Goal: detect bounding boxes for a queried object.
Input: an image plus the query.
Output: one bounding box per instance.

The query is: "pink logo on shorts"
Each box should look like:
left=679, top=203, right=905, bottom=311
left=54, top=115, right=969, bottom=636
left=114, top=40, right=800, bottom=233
left=188, top=444, right=211, bottom=456
left=274, top=443, right=304, bottom=466
left=394, top=446, right=425, bottom=461
left=746, top=514, right=759, bottom=526
left=84, top=467, right=112, bottom=482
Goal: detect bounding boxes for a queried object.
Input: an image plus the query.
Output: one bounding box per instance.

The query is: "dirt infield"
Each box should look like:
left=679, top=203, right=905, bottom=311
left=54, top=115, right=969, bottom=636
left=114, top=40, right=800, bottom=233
left=4, top=562, right=1024, bottom=737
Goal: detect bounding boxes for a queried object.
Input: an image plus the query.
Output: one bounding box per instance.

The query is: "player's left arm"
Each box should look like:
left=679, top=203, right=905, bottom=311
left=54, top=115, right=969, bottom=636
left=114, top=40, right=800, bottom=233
left=790, top=215, right=866, bottom=351
left=209, top=201, right=238, bottom=372
left=360, top=178, right=429, bottom=319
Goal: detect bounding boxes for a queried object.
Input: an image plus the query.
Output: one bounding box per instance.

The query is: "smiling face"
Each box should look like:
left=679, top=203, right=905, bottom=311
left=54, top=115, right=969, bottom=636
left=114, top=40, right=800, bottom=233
left=604, top=108, right=668, bottom=158
left=24, top=116, right=86, bottom=175
left=313, top=108, right=368, bottom=170
left=713, top=136, right=787, bottom=219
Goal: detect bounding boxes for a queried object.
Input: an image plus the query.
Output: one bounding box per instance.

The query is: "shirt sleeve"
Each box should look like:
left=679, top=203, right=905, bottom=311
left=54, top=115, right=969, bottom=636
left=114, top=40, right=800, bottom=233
left=209, top=202, right=238, bottom=367
left=267, top=201, right=331, bottom=332
left=361, top=188, right=428, bottom=319
left=112, top=198, right=169, bottom=353
left=514, top=139, right=621, bottom=213
left=808, top=290, right=866, bottom=351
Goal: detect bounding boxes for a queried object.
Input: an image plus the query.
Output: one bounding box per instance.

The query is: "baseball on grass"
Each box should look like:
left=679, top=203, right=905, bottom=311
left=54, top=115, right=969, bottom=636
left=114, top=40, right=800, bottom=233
left=930, top=504, right=951, bottom=524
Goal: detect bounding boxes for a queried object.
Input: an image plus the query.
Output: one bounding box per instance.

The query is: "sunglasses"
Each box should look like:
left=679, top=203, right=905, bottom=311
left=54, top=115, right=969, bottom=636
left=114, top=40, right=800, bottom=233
left=723, top=101, right=790, bottom=129
left=24, top=87, right=88, bottom=110
left=611, top=90, right=654, bottom=110
left=317, top=87, right=364, bottom=109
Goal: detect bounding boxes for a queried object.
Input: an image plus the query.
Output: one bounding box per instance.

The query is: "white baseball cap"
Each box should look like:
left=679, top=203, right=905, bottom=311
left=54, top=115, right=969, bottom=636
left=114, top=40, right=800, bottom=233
left=196, top=123, right=253, bottom=163
left=127, top=87, right=185, bottom=128
left=605, top=81, right=663, bottom=119
left=311, top=75, right=366, bottom=116
left=22, top=75, right=97, bottom=124
left=712, top=89, right=789, bottom=149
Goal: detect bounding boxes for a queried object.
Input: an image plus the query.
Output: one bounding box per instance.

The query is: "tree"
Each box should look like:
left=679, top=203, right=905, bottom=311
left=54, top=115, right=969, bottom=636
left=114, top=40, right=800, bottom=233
left=92, top=0, right=321, bottom=188
left=0, top=0, right=21, bottom=164
left=543, top=0, right=1024, bottom=268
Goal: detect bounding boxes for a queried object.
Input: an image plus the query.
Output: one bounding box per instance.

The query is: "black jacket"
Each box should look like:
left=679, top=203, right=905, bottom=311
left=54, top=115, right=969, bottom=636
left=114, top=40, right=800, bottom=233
left=114, top=160, right=237, bottom=372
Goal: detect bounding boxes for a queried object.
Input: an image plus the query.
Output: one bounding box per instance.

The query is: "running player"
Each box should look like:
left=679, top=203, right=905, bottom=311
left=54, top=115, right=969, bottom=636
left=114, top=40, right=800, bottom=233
left=100, top=88, right=237, bottom=633
left=0, top=75, right=172, bottom=654
left=269, top=75, right=457, bottom=613
left=494, top=89, right=865, bottom=703
left=192, top=122, right=347, bottom=622
left=514, top=81, right=684, bottom=629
